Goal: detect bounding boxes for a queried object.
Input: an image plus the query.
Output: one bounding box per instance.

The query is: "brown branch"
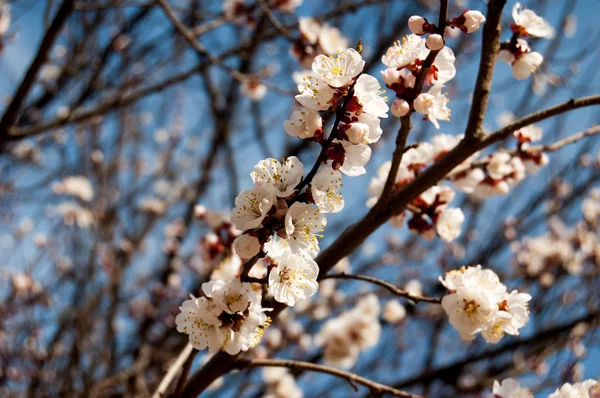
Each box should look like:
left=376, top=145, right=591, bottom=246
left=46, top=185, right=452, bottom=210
left=156, top=0, right=247, bottom=83
left=0, top=0, right=75, bottom=145
left=234, top=359, right=423, bottom=398
left=322, top=273, right=441, bottom=304
left=152, top=343, right=195, bottom=398
left=463, top=0, right=506, bottom=139
left=258, top=0, right=294, bottom=41
left=529, top=125, right=600, bottom=152
left=484, top=94, right=600, bottom=146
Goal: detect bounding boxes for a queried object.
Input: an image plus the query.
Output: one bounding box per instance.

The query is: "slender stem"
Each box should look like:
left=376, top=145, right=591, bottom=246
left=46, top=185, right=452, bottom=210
left=151, top=344, right=194, bottom=398
left=234, top=358, right=423, bottom=398
left=0, top=0, right=75, bottom=145
left=322, top=273, right=441, bottom=304
left=239, top=252, right=266, bottom=282
left=295, top=82, right=358, bottom=193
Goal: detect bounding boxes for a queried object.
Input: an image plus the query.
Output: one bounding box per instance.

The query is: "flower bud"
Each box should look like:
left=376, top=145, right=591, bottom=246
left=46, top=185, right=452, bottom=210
left=413, top=93, right=435, bottom=115
left=391, top=99, right=410, bottom=117
left=462, top=10, right=486, bottom=33
left=381, top=67, right=401, bottom=86
left=345, top=122, right=370, bottom=145
left=233, top=234, right=261, bottom=258
left=426, top=34, right=444, bottom=51
left=408, top=16, right=427, bottom=35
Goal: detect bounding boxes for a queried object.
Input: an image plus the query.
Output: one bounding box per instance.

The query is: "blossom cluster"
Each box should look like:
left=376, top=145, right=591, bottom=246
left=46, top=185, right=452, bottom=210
left=315, top=293, right=381, bottom=369
left=442, top=125, right=549, bottom=198
left=292, top=17, right=349, bottom=67
left=512, top=189, right=600, bottom=285
left=499, top=3, right=554, bottom=80
left=175, top=279, right=271, bottom=354
left=367, top=136, right=465, bottom=242
left=440, top=265, right=531, bottom=343
left=493, top=377, right=600, bottom=398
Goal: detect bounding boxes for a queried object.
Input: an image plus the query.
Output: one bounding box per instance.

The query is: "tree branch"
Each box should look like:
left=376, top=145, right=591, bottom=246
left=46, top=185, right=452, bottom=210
left=234, top=358, right=423, bottom=398
left=322, top=273, right=441, bottom=304
left=463, top=0, right=507, bottom=139
left=0, top=0, right=75, bottom=146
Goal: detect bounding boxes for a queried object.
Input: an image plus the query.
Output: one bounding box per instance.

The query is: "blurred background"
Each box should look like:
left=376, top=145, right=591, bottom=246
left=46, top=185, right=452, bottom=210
left=0, top=0, right=599, bottom=396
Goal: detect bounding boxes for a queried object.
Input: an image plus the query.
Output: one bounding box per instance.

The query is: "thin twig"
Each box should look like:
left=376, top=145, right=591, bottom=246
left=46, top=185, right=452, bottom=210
left=322, top=273, right=441, bottom=304
left=258, top=0, right=294, bottom=41
left=152, top=343, right=194, bottom=398
left=234, top=358, right=423, bottom=398
left=0, top=0, right=75, bottom=145
left=156, top=0, right=247, bottom=83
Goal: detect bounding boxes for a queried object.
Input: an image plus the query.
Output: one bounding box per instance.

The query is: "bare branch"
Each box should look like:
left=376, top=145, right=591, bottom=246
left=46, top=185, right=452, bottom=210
left=322, top=273, right=441, bottom=304
left=234, top=358, right=423, bottom=398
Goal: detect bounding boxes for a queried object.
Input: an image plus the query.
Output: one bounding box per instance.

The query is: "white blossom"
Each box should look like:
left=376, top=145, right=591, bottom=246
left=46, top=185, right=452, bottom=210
left=487, top=152, right=513, bottom=180
left=284, top=108, right=323, bottom=140
left=381, top=35, right=425, bottom=69
left=231, top=188, right=277, bottom=230
left=284, top=202, right=326, bottom=258
left=353, top=74, right=389, bottom=118
left=312, top=48, right=365, bottom=88
left=312, top=166, right=344, bottom=213
left=295, top=74, right=336, bottom=111
left=482, top=290, right=531, bottom=343
left=175, top=278, right=270, bottom=355
left=514, top=124, right=543, bottom=143
left=391, top=99, right=410, bottom=117
left=512, top=2, right=555, bottom=39
left=0, top=1, right=10, bottom=37
left=549, top=380, right=600, bottom=398
left=338, top=140, right=372, bottom=176
left=318, top=24, right=349, bottom=55
left=413, top=84, right=450, bottom=129
left=408, top=15, right=427, bottom=35
left=441, top=286, right=496, bottom=340
left=268, top=247, right=319, bottom=306
left=298, top=17, right=320, bottom=44
left=52, top=176, right=94, bottom=201
left=233, top=234, right=261, bottom=258
left=382, top=300, right=407, bottom=324
left=435, top=207, right=464, bottom=242
left=461, top=10, right=486, bottom=33
left=55, top=202, right=95, bottom=228
left=241, top=80, right=267, bottom=101
left=492, top=378, right=533, bottom=398
left=252, top=157, right=304, bottom=198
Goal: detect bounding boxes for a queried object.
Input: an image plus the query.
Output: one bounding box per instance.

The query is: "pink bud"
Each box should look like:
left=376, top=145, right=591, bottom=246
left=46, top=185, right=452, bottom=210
left=391, top=99, right=410, bottom=117
left=408, top=16, right=427, bottom=35
left=426, top=34, right=444, bottom=51
left=381, top=67, right=401, bottom=86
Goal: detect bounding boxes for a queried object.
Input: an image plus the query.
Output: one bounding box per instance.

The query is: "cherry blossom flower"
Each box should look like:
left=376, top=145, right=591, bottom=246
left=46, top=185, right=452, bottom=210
left=352, top=74, right=389, bottom=118
left=381, top=35, right=425, bottom=69
left=318, top=24, right=349, bottom=55
left=337, top=140, right=372, bottom=176
left=231, top=188, right=277, bottom=230
left=52, top=176, right=95, bottom=201
left=284, top=108, right=323, bottom=140
left=262, top=368, right=303, bottom=398
left=486, top=152, right=514, bottom=180
left=413, top=84, right=451, bottom=129
left=511, top=2, right=555, bottom=39
left=268, top=247, right=319, bottom=306
left=382, top=300, right=407, bottom=324
left=295, top=73, right=336, bottom=111
left=252, top=157, right=304, bottom=198
left=514, top=124, right=543, bottom=143
left=492, top=378, right=533, bottom=398
left=549, top=380, right=600, bottom=398
left=233, top=234, right=261, bottom=258
left=312, top=166, right=344, bottom=213
left=284, top=202, right=326, bottom=258
left=391, top=98, right=410, bottom=117
left=241, top=80, right=267, bottom=101
left=312, top=48, right=365, bottom=88
left=0, top=1, right=10, bottom=38
left=499, top=39, right=543, bottom=80
left=441, top=286, right=496, bottom=340
left=427, top=46, right=456, bottom=85
left=54, top=202, right=95, bottom=228
left=482, top=290, right=531, bottom=343
left=435, top=207, right=464, bottom=242
left=298, top=17, right=320, bottom=44
left=451, top=10, right=486, bottom=33
left=315, top=294, right=381, bottom=369
left=175, top=278, right=270, bottom=355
